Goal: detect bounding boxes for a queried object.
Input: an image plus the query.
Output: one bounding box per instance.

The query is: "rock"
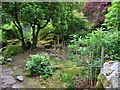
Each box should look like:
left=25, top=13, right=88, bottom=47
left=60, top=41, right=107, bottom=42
left=101, top=62, right=113, bottom=76
left=6, top=58, right=13, bottom=62
left=3, top=76, right=16, bottom=85
left=2, top=84, right=10, bottom=89
left=16, top=76, right=24, bottom=81
left=1, top=75, right=8, bottom=79
left=12, top=84, right=24, bottom=88
left=110, top=62, right=120, bottom=71
left=96, top=61, right=120, bottom=89
left=2, top=69, right=13, bottom=76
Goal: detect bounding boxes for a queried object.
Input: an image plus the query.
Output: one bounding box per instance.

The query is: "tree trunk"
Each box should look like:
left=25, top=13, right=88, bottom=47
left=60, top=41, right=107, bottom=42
left=32, top=35, right=38, bottom=49
left=31, top=18, right=50, bottom=49
left=14, top=3, right=25, bottom=49
left=31, top=23, right=36, bottom=49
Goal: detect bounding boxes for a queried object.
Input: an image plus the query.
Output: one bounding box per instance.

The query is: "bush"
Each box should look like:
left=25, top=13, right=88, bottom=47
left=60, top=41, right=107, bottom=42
left=25, top=53, right=53, bottom=78
left=3, top=44, right=24, bottom=58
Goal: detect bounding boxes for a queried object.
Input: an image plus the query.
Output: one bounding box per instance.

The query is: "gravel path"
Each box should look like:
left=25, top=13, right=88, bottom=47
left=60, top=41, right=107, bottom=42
left=1, top=65, right=25, bottom=89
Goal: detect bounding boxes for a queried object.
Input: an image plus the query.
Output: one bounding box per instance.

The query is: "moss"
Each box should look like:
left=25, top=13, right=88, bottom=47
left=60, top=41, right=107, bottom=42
left=95, top=80, right=104, bottom=89
left=96, top=74, right=106, bottom=89
left=97, top=74, right=101, bottom=80
left=3, top=44, right=24, bottom=58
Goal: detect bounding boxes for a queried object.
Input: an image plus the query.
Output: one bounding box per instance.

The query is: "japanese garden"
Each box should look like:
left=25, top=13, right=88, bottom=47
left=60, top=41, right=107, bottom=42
left=0, top=0, right=120, bottom=89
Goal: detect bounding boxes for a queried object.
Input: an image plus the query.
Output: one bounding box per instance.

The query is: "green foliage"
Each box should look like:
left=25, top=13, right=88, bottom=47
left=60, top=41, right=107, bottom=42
left=59, top=71, right=75, bottom=83
left=78, top=66, right=88, bottom=80
left=39, top=22, right=54, bottom=40
left=19, top=3, right=47, bottom=25
left=2, top=23, right=18, bottom=39
left=2, top=2, right=89, bottom=49
left=25, top=53, right=53, bottom=78
left=104, top=1, right=120, bottom=59
left=104, top=1, right=120, bottom=30
left=68, top=28, right=119, bottom=60
left=38, top=22, right=55, bottom=46
left=3, top=44, right=23, bottom=58
left=23, top=30, right=32, bottom=42
left=68, top=10, right=90, bottom=37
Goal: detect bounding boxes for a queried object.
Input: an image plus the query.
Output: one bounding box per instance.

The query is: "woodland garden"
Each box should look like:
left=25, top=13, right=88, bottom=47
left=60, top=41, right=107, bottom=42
left=0, top=1, right=120, bottom=89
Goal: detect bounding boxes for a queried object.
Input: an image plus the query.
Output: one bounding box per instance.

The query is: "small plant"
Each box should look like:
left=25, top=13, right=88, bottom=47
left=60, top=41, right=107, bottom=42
left=25, top=53, right=53, bottom=79
left=58, top=71, right=75, bottom=83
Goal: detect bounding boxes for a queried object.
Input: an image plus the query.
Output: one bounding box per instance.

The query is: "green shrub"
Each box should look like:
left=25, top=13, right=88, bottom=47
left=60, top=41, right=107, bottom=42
left=25, top=53, right=53, bottom=78
left=3, top=44, right=23, bottom=58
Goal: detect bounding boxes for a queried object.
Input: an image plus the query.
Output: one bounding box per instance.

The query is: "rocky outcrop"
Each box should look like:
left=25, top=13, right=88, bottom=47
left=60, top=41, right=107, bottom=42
left=96, top=61, right=120, bottom=89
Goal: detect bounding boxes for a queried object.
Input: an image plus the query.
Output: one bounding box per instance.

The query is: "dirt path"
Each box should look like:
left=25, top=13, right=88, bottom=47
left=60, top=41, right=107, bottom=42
left=12, top=48, right=52, bottom=70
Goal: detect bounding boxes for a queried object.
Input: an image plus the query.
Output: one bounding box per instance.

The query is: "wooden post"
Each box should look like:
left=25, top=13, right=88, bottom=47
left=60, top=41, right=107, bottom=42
left=101, top=46, right=104, bottom=68
left=90, top=49, right=94, bottom=87
left=54, top=41, right=56, bottom=55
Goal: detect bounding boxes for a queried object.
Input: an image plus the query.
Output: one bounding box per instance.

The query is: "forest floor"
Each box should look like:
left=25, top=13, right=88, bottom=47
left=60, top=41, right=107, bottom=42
left=1, top=47, right=95, bottom=89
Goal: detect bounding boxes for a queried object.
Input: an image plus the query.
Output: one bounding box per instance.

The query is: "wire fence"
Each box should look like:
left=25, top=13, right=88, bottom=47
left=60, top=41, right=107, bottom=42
left=52, top=40, right=103, bottom=88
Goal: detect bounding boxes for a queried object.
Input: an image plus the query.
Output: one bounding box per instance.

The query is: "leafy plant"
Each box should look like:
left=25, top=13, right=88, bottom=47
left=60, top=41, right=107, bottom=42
left=68, top=28, right=119, bottom=61
left=104, top=1, right=120, bottom=30
left=25, top=53, right=54, bottom=79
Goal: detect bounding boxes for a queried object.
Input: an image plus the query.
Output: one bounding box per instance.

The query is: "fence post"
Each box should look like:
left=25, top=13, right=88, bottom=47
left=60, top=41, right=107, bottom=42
left=101, top=46, right=104, bottom=68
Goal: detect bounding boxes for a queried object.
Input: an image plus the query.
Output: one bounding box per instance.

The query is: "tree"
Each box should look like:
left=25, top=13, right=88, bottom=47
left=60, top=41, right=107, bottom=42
left=83, top=1, right=111, bottom=28
left=2, top=2, right=82, bottom=49
left=19, top=3, right=51, bottom=49
left=104, top=1, right=120, bottom=31
left=2, top=2, right=26, bottom=49
left=51, top=3, right=88, bottom=43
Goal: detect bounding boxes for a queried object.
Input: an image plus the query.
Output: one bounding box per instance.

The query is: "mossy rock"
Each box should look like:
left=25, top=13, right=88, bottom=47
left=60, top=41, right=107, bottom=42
left=95, top=80, right=104, bottom=89
left=96, top=74, right=103, bottom=88
left=95, top=74, right=106, bottom=89
left=3, top=44, right=24, bottom=58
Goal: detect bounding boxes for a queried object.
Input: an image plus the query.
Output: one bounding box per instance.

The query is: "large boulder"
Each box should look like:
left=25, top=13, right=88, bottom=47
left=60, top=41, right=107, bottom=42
left=96, top=61, right=120, bottom=89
